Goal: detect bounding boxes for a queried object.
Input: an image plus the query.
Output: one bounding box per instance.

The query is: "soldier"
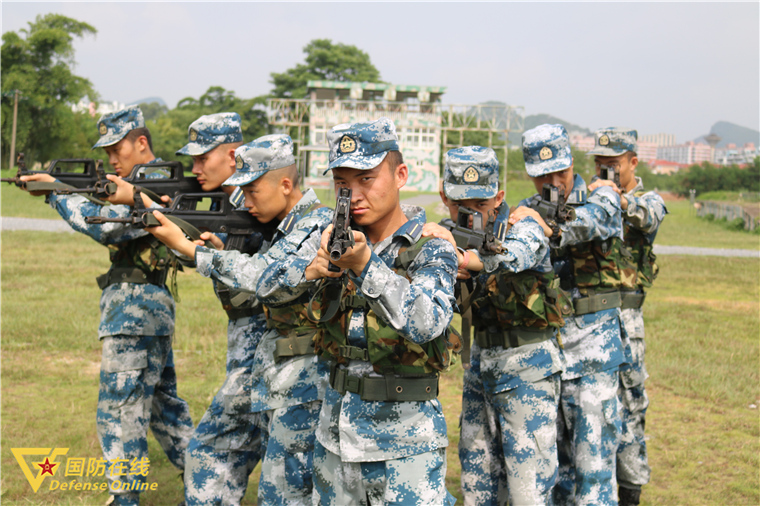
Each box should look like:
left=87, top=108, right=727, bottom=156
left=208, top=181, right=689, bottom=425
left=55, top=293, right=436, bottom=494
left=19, top=105, right=194, bottom=506
left=431, top=146, right=566, bottom=505
left=146, top=133, right=333, bottom=504
left=588, top=128, right=666, bottom=506
left=521, top=124, right=627, bottom=505
left=254, top=117, right=459, bottom=506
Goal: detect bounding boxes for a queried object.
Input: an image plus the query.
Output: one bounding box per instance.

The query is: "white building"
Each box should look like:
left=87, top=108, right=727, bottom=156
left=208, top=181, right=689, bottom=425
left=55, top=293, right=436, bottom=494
left=714, top=143, right=759, bottom=166
left=657, top=141, right=713, bottom=165
left=71, top=98, right=126, bottom=117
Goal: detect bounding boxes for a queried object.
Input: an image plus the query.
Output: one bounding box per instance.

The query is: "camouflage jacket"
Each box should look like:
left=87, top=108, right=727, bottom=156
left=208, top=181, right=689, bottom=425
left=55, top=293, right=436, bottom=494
left=48, top=159, right=174, bottom=338
left=470, top=215, right=566, bottom=394
left=194, top=189, right=334, bottom=412
left=520, top=174, right=625, bottom=378
left=623, top=177, right=667, bottom=291
left=256, top=205, right=458, bottom=462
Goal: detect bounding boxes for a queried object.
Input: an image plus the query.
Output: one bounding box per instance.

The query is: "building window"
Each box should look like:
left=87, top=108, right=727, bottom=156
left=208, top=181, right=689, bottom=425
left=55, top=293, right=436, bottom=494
left=400, top=127, right=436, bottom=149
left=313, top=126, right=327, bottom=145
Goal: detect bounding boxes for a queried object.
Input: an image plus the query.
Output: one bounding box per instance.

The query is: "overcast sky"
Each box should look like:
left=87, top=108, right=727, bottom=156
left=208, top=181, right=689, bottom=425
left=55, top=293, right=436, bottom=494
left=3, top=2, right=758, bottom=144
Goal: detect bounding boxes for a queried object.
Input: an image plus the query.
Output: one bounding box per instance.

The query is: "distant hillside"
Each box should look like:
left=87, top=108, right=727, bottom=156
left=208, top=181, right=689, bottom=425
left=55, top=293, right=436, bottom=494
left=694, top=121, right=759, bottom=148
left=129, top=97, right=167, bottom=107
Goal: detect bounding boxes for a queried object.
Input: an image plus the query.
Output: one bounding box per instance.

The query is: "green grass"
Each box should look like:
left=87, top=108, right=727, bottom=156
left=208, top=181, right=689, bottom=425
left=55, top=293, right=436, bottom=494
left=2, top=230, right=758, bottom=504
left=657, top=200, right=760, bottom=249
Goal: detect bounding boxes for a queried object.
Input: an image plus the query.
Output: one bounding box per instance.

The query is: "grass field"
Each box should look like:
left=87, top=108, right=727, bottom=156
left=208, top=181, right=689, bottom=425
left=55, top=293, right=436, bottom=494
left=1, top=175, right=759, bottom=504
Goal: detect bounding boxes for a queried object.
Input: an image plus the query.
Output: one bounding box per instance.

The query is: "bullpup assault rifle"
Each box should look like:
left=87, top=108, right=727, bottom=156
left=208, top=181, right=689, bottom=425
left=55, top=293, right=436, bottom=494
left=596, top=164, right=621, bottom=188
left=441, top=203, right=506, bottom=255
left=327, top=187, right=355, bottom=272
left=527, top=184, right=576, bottom=239
left=85, top=190, right=274, bottom=252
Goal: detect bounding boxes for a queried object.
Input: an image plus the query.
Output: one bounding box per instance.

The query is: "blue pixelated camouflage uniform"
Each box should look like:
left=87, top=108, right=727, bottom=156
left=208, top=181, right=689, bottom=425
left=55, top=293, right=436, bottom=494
left=617, top=177, right=666, bottom=493
left=92, top=105, right=145, bottom=149
left=520, top=173, right=624, bottom=506
left=194, top=189, right=333, bottom=505
left=442, top=146, right=500, bottom=200
left=324, top=117, right=399, bottom=173
left=176, top=112, right=244, bottom=156
left=47, top=160, right=193, bottom=505
left=256, top=205, right=458, bottom=506
left=459, top=213, right=565, bottom=506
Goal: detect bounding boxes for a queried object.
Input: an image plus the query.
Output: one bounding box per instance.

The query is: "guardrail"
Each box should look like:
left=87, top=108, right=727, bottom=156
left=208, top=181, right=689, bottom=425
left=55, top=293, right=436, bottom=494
left=696, top=200, right=758, bottom=231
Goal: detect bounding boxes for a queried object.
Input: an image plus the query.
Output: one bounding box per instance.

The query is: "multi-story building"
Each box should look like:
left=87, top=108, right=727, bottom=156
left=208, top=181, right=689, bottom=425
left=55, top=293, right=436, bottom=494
left=714, top=143, right=759, bottom=166
left=71, top=98, right=126, bottom=118
left=640, top=133, right=676, bottom=147
left=657, top=141, right=713, bottom=165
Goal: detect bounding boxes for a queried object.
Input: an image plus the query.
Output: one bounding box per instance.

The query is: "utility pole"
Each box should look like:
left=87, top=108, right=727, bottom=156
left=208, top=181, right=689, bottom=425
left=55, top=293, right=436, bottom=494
left=9, top=89, right=19, bottom=169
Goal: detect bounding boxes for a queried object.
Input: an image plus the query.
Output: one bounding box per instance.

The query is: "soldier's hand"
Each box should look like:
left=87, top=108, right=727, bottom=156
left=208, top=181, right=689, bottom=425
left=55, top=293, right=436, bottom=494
left=19, top=173, right=55, bottom=196
left=319, top=224, right=371, bottom=276
left=588, top=179, right=627, bottom=209
left=509, top=206, right=554, bottom=238
left=104, top=175, right=159, bottom=208
left=193, top=231, right=224, bottom=250
left=146, top=210, right=197, bottom=258
left=421, top=222, right=482, bottom=276
left=305, top=227, right=343, bottom=280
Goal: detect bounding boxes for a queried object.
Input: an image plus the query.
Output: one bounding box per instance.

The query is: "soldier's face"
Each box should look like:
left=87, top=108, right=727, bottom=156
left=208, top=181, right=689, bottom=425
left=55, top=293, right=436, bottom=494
left=103, top=138, right=140, bottom=177
left=594, top=154, right=638, bottom=190
left=191, top=145, right=235, bottom=191
left=332, top=158, right=407, bottom=228
left=532, top=166, right=574, bottom=198
left=241, top=174, right=289, bottom=224
left=440, top=191, right=505, bottom=222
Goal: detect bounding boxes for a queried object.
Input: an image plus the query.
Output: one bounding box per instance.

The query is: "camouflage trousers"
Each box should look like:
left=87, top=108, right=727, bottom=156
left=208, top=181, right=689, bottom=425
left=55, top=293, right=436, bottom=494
left=459, top=368, right=561, bottom=506
left=617, top=337, right=650, bottom=490
left=97, top=335, right=194, bottom=506
left=313, top=441, right=455, bottom=506
left=554, top=368, right=622, bottom=506
left=257, top=401, right=321, bottom=505
left=184, top=367, right=266, bottom=506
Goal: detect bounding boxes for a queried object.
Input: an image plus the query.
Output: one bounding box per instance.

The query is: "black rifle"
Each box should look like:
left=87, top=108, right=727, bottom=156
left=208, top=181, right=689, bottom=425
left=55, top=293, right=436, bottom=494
left=441, top=203, right=506, bottom=255
left=327, top=188, right=355, bottom=272
left=2, top=154, right=114, bottom=197
left=597, top=164, right=621, bottom=188
left=85, top=191, right=274, bottom=252
left=527, top=184, right=576, bottom=231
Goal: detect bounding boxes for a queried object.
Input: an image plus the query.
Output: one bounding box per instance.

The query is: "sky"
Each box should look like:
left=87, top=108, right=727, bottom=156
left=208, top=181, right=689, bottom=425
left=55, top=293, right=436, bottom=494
left=3, top=2, right=758, bottom=144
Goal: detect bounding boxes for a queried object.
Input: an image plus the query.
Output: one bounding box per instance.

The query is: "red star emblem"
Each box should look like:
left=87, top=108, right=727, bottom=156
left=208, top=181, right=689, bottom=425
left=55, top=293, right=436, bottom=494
left=37, top=457, right=58, bottom=476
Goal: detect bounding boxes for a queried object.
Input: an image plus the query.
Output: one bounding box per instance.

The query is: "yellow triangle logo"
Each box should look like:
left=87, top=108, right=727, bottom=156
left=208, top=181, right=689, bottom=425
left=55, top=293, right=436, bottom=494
left=11, top=448, right=69, bottom=493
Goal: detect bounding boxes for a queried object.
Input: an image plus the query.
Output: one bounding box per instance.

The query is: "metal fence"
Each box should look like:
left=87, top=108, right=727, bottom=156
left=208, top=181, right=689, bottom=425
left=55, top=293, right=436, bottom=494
left=696, top=201, right=758, bottom=231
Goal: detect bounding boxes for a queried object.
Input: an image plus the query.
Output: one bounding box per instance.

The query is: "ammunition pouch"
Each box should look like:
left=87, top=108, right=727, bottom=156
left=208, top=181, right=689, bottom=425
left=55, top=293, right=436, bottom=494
left=330, top=363, right=438, bottom=402
left=216, top=285, right=263, bottom=320
left=474, top=326, right=554, bottom=350
left=97, top=266, right=168, bottom=289
left=620, top=291, right=646, bottom=310
left=273, top=329, right=318, bottom=361
left=573, top=290, right=622, bottom=315
left=225, top=306, right=264, bottom=320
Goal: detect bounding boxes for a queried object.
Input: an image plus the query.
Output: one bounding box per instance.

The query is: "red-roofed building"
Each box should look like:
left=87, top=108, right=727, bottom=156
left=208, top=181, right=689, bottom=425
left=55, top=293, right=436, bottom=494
left=651, top=159, right=688, bottom=175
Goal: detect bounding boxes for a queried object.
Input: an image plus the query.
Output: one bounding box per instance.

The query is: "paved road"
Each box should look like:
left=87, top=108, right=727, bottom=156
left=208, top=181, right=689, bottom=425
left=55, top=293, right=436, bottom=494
left=2, top=216, right=759, bottom=258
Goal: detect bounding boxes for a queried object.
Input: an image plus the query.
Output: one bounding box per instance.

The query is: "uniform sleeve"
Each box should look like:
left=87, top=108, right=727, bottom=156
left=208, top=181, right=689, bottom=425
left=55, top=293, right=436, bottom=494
left=349, top=237, right=457, bottom=344
left=482, top=216, right=552, bottom=274
left=255, top=226, right=325, bottom=304
left=48, top=193, right=150, bottom=244
left=624, top=190, right=667, bottom=235
left=558, top=186, right=622, bottom=247
left=195, top=208, right=331, bottom=293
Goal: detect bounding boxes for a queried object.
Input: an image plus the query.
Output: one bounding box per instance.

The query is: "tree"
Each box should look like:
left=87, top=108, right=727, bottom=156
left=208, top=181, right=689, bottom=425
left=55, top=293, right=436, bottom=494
left=270, top=39, right=382, bottom=99
left=1, top=14, right=98, bottom=168
left=148, top=86, right=269, bottom=163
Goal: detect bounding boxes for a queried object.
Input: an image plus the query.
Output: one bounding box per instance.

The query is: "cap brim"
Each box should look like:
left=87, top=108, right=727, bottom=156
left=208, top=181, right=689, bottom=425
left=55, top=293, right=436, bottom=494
left=443, top=182, right=497, bottom=200
left=324, top=151, right=389, bottom=175
left=223, top=169, right=267, bottom=187
left=176, top=142, right=216, bottom=156
left=92, top=133, right=126, bottom=149
left=587, top=146, right=628, bottom=156
left=525, top=157, right=573, bottom=177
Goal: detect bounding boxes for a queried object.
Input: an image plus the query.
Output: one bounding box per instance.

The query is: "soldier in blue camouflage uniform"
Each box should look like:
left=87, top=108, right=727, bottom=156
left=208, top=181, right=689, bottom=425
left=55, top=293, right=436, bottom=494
left=588, top=128, right=667, bottom=506
left=148, top=133, right=333, bottom=505
left=20, top=106, right=194, bottom=506
left=520, top=124, right=626, bottom=506
left=432, top=146, right=567, bottom=505
left=255, top=117, right=459, bottom=506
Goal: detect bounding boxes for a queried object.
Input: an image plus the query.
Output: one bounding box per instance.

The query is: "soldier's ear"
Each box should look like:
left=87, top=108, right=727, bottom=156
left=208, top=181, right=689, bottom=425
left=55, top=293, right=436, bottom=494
left=494, top=190, right=505, bottom=207
left=395, top=162, right=408, bottom=190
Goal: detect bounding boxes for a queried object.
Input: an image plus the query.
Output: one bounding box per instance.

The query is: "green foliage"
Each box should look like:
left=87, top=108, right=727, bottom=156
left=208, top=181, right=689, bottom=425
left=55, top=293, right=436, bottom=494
left=147, top=86, right=269, bottom=164
left=138, top=101, right=168, bottom=122
left=1, top=13, right=98, bottom=169
left=679, top=158, right=760, bottom=196
left=270, top=39, right=382, bottom=99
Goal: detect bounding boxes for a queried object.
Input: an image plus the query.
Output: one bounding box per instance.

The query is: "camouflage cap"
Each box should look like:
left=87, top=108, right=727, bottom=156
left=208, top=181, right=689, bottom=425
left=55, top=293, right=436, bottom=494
left=223, top=134, right=296, bottom=187
left=176, top=112, right=243, bottom=156
left=522, top=124, right=573, bottom=177
left=325, top=117, right=399, bottom=174
left=443, top=146, right=499, bottom=200
left=92, top=105, right=146, bottom=149
left=588, top=127, right=638, bottom=156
